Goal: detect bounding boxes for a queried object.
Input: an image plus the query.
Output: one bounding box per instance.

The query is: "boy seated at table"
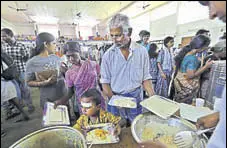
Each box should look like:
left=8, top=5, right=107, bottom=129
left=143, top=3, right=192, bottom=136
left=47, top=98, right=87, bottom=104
left=73, top=88, right=126, bottom=136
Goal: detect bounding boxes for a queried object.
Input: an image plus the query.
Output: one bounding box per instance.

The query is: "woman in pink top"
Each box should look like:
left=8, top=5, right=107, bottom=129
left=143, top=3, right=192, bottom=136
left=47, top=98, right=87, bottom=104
left=55, top=41, right=105, bottom=115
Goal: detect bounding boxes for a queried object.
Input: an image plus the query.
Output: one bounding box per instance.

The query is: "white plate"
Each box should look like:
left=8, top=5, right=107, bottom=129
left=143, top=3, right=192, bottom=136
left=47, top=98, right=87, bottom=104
left=179, top=103, right=216, bottom=122
left=108, top=95, right=137, bottom=108
left=140, top=95, right=179, bottom=119
left=43, top=102, right=70, bottom=126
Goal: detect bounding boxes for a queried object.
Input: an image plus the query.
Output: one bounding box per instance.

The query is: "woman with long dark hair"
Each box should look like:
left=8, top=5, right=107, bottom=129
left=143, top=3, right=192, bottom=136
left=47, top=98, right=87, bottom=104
left=174, top=34, right=213, bottom=104
left=25, top=32, right=67, bottom=109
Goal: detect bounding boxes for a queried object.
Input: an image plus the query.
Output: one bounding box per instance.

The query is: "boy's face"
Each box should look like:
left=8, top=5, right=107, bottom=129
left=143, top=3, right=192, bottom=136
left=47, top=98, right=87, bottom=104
left=80, top=97, right=100, bottom=117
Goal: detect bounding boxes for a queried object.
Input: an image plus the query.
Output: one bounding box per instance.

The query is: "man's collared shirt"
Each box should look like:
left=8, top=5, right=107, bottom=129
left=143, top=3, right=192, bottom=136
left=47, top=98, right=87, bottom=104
left=100, top=41, right=152, bottom=94
left=2, top=41, right=29, bottom=73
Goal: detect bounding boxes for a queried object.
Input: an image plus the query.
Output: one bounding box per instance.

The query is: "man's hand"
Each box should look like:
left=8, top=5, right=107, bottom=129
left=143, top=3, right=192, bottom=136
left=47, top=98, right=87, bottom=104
left=138, top=140, right=167, bottom=148
left=54, top=99, right=66, bottom=109
left=196, top=112, right=219, bottom=129
left=113, top=124, right=121, bottom=136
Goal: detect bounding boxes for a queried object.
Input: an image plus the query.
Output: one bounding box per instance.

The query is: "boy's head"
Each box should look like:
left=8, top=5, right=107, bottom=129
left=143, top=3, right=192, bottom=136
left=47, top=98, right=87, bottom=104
left=80, top=88, right=102, bottom=116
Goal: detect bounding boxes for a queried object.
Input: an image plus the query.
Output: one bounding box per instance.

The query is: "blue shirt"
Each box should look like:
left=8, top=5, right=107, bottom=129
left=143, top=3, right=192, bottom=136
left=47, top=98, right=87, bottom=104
left=180, top=55, right=200, bottom=73
left=207, top=85, right=226, bottom=148
left=157, top=47, right=174, bottom=73
left=140, top=42, right=150, bottom=52
left=100, top=41, right=152, bottom=94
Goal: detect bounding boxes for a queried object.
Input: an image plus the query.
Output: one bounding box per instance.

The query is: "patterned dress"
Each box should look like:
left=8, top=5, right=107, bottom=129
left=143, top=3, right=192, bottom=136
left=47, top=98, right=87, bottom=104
left=155, top=47, right=174, bottom=98
left=149, top=57, right=158, bottom=88
left=73, top=109, right=121, bottom=133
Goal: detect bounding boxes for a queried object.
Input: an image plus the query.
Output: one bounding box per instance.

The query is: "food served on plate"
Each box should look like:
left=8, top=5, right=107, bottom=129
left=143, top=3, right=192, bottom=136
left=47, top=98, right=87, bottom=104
left=86, top=127, right=119, bottom=144
left=113, top=97, right=136, bottom=108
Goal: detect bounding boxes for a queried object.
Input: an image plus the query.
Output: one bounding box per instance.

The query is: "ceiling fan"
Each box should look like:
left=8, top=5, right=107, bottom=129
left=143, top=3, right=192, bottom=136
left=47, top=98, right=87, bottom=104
left=142, top=4, right=150, bottom=9
left=8, top=5, right=28, bottom=12
left=136, top=2, right=150, bottom=10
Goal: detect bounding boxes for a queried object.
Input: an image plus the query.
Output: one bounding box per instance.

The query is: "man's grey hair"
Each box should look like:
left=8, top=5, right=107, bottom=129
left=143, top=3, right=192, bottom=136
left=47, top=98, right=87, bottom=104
left=108, top=13, right=131, bottom=34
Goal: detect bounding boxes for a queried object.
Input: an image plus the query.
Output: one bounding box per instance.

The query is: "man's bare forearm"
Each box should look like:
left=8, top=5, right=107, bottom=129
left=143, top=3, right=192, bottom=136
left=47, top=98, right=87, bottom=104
left=102, top=83, right=114, bottom=99
left=143, top=79, right=155, bottom=97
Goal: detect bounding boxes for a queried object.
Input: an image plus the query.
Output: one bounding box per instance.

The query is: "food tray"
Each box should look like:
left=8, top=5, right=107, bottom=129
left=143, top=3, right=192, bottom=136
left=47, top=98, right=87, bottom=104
left=108, top=95, right=137, bottom=108
left=140, top=95, right=180, bottom=119
left=179, top=103, right=216, bottom=122
left=131, top=113, right=208, bottom=148
left=42, top=102, right=70, bottom=127
left=86, top=124, right=120, bottom=145
left=9, top=126, right=87, bottom=148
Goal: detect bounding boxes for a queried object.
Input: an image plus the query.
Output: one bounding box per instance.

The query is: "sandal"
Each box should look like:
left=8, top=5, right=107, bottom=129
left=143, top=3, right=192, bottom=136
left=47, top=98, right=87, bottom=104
left=5, top=112, right=21, bottom=120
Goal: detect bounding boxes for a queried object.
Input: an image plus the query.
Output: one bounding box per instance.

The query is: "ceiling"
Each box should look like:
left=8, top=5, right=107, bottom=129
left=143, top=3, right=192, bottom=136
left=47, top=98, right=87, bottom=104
left=1, top=1, right=168, bottom=27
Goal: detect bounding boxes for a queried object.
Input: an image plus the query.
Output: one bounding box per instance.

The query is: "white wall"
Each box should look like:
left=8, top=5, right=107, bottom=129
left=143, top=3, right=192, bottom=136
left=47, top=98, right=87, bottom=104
left=79, top=26, right=93, bottom=40
left=130, top=13, right=150, bottom=41
left=92, top=25, right=107, bottom=37
left=1, top=18, right=16, bottom=33
left=150, top=14, right=177, bottom=40
left=59, top=24, right=76, bottom=39
left=176, top=19, right=226, bottom=46
left=13, top=23, right=35, bottom=35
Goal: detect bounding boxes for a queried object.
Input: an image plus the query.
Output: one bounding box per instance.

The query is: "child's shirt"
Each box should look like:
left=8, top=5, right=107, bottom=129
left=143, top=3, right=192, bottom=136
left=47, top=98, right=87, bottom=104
left=73, top=109, right=121, bottom=132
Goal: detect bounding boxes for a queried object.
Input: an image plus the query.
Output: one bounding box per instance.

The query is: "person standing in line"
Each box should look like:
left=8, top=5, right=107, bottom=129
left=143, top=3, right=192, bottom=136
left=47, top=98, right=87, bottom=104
left=139, top=1, right=226, bottom=147
left=155, top=36, right=175, bottom=98
left=100, top=13, right=155, bottom=125
left=26, top=32, right=67, bottom=110
left=1, top=28, right=35, bottom=113
left=148, top=43, right=159, bottom=89
left=140, top=30, right=151, bottom=52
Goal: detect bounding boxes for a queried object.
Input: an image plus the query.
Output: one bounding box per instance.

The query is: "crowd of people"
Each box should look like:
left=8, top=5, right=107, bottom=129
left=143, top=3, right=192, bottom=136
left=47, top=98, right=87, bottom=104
left=1, top=1, right=226, bottom=147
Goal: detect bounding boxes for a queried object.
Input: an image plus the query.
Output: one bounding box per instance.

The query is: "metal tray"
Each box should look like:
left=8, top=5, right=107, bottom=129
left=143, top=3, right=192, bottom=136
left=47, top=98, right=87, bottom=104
left=131, top=113, right=208, bottom=148
left=9, top=126, right=87, bottom=148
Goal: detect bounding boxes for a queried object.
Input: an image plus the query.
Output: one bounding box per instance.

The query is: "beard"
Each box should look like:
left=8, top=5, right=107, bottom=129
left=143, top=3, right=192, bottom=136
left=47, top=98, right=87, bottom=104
left=114, top=38, right=131, bottom=49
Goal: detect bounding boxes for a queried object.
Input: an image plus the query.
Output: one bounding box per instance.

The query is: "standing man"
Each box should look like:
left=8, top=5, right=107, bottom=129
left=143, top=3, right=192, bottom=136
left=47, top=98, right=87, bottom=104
left=139, top=1, right=226, bottom=148
left=100, top=14, right=155, bottom=125
left=1, top=28, right=35, bottom=113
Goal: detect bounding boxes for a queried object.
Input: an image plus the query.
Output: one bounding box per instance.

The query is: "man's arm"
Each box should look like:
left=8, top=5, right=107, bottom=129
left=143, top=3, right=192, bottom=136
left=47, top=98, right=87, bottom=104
left=143, top=50, right=155, bottom=97
left=102, top=83, right=114, bottom=99
left=143, top=80, right=155, bottom=97
left=100, top=53, right=113, bottom=99
left=196, top=112, right=220, bottom=129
